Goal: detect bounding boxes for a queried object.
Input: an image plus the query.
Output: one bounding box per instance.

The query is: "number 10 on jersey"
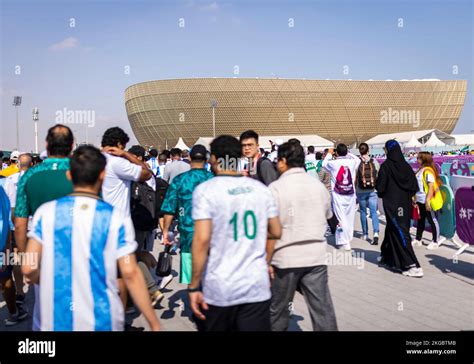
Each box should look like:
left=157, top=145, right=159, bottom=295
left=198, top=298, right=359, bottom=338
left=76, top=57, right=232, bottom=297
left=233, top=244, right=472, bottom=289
left=229, top=210, right=257, bottom=241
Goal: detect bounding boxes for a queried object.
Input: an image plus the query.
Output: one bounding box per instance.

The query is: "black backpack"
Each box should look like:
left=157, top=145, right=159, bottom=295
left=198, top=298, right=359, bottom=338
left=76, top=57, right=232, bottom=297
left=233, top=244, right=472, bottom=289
left=155, top=177, right=169, bottom=219
left=256, top=157, right=279, bottom=185
left=357, top=157, right=377, bottom=190
left=131, top=181, right=156, bottom=231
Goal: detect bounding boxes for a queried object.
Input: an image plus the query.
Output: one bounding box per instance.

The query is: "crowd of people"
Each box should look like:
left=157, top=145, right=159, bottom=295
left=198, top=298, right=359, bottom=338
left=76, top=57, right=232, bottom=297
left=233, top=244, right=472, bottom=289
left=0, top=124, right=451, bottom=331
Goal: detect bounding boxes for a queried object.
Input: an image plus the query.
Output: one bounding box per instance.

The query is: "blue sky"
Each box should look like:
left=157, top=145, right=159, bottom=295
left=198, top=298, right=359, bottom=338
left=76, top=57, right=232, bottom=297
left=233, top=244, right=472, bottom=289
left=1, top=0, right=472, bottom=151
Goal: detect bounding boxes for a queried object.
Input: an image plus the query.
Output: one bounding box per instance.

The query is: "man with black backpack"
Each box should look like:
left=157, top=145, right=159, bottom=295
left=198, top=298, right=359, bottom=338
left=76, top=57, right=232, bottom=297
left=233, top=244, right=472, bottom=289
left=128, top=145, right=165, bottom=308
left=240, top=130, right=279, bottom=186
left=356, top=143, right=380, bottom=245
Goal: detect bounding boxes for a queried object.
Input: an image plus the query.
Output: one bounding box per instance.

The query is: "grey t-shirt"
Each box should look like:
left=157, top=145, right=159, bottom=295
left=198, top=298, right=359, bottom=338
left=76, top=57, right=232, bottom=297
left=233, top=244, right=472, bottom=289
left=163, top=160, right=191, bottom=184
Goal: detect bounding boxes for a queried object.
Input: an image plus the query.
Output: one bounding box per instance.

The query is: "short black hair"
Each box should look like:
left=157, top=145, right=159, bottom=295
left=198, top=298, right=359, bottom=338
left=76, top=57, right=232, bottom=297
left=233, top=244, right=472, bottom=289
left=149, top=149, right=158, bottom=158
left=70, top=145, right=106, bottom=186
left=101, top=127, right=129, bottom=148
left=128, top=145, right=146, bottom=159
left=162, top=150, right=171, bottom=158
left=46, top=124, right=74, bottom=157
left=336, top=143, right=348, bottom=156
left=359, top=142, right=369, bottom=155
left=307, top=145, right=315, bottom=154
left=316, top=151, right=323, bottom=160
left=239, top=130, right=259, bottom=143
left=158, top=153, right=167, bottom=162
left=170, top=148, right=182, bottom=157
left=288, top=138, right=301, bottom=145
left=277, top=142, right=305, bottom=168
left=210, top=135, right=241, bottom=170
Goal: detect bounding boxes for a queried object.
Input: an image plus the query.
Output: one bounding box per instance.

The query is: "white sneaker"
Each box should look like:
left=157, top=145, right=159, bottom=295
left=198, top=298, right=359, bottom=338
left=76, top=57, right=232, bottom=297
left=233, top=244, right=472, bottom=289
left=402, top=267, right=423, bottom=278
left=426, top=242, right=439, bottom=250
left=158, top=274, right=173, bottom=290
left=343, top=244, right=351, bottom=251
left=362, top=234, right=368, bottom=241
left=437, top=236, right=446, bottom=247
left=412, top=239, right=422, bottom=247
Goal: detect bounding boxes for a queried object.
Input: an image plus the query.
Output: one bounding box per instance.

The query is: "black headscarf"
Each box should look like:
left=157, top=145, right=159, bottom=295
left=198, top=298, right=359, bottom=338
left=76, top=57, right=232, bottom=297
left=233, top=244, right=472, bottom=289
left=379, top=140, right=418, bottom=193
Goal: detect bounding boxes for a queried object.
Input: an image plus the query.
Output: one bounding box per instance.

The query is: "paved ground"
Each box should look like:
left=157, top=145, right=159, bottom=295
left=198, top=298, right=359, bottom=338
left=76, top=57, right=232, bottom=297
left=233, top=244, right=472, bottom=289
left=1, top=211, right=473, bottom=331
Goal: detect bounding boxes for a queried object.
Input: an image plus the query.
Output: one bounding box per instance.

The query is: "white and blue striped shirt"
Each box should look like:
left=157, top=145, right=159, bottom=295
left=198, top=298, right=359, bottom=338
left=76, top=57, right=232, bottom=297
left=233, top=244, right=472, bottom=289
left=28, top=194, right=137, bottom=331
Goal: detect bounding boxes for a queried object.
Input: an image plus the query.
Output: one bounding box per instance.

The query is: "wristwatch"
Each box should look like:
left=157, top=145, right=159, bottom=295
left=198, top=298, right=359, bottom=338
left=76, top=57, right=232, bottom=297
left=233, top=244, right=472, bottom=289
left=187, top=286, right=201, bottom=293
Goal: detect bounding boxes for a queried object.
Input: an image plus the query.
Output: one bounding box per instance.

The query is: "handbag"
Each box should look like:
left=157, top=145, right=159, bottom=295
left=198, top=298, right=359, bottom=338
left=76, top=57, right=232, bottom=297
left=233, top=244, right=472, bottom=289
left=412, top=203, right=420, bottom=220
left=156, top=245, right=173, bottom=277
left=327, top=214, right=339, bottom=234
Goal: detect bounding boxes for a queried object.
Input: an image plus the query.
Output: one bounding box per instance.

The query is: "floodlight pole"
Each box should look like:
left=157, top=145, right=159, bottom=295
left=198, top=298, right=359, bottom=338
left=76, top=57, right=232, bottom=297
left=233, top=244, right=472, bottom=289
left=12, top=96, right=22, bottom=150
left=32, top=107, right=39, bottom=154
left=211, top=100, right=218, bottom=138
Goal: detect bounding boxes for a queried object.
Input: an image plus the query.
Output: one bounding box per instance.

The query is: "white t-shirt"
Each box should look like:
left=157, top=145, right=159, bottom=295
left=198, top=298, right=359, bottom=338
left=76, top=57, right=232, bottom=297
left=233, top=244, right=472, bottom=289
left=163, top=160, right=190, bottom=184
left=322, top=152, right=361, bottom=192
left=192, top=175, right=278, bottom=307
left=415, top=168, right=435, bottom=203
left=4, top=171, right=23, bottom=208
left=102, top=154, right=142, bottom=216
left=305, top=153, right=317, bottom=164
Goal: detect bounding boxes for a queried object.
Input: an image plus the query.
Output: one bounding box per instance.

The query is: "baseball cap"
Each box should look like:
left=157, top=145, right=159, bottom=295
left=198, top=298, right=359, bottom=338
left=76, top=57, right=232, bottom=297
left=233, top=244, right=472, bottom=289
left=10, top=151, right=20, bottom=161
left=190, top=144, right=207, bottom=161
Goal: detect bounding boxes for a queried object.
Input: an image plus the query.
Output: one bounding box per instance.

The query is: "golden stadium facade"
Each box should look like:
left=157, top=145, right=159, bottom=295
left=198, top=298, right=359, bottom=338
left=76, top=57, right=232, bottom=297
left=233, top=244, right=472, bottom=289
left=125, top=78, right=467, bottom=148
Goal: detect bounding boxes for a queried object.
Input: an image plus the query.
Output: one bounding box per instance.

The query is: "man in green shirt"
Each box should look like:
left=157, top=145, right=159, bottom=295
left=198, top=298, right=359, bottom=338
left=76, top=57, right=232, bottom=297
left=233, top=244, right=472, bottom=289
left=161, top=145, right=213, bottom=285
left=14, top=124, right=74, bottom=331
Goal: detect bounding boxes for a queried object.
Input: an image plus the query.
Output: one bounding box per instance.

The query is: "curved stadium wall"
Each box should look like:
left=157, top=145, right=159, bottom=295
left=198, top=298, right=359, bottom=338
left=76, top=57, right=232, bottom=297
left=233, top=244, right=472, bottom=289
left=125, top=78, right=467, bottom=149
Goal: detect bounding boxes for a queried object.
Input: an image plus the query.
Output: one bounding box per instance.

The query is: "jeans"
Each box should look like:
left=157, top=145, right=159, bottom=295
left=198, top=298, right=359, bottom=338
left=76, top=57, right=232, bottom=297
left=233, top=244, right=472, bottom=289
left=357, top=190, right=379, bottom=235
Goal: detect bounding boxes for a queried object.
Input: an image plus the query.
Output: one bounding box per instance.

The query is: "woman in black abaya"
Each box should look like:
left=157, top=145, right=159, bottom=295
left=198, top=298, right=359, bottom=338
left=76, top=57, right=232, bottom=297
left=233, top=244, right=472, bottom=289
left=376, top=140, right=423, bottom=278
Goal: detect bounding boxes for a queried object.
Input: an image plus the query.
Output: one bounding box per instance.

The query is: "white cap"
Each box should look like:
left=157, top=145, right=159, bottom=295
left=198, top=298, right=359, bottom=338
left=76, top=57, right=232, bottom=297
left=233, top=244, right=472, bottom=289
left=10, top=151, right=20, bottom=161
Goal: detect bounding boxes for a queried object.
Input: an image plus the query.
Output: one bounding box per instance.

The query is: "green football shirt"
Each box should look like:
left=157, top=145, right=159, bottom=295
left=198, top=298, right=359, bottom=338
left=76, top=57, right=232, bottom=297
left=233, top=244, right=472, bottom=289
left=15, top=158, right=73, bottom=218
left=160, top=168, right=213, bottom=252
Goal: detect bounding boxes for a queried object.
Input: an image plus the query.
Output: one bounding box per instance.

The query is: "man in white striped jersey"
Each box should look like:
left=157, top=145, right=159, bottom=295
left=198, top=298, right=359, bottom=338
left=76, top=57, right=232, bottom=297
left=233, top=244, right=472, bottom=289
left=22, top=146, right=160, bottom=331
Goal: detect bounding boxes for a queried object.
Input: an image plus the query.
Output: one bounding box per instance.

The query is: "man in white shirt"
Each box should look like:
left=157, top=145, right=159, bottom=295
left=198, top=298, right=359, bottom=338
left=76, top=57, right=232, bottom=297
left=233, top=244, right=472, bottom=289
left=305, top=145, right=318, bottom=178
left=100, top=127, right=152, bottom=216
left=100, top=127, right=152, bottom=312
left=189, top=135, right=282, bottom=331
left=322, top=144, right=361, bottom=251
left=163, top=148, right=190, bottom=184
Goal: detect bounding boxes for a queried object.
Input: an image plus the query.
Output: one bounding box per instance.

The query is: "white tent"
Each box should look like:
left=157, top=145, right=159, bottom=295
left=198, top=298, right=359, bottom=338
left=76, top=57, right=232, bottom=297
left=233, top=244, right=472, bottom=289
left=174, top=137, right=190, bottom=150
left=258, top=135, right=333, bottom=149
left=404, top=134, right=423, bottom=148
left=365, top=129, right=454, bottom=147
left=423, top=132, right=446, bottom=147
left=193, top=137, right=213, bottom=151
